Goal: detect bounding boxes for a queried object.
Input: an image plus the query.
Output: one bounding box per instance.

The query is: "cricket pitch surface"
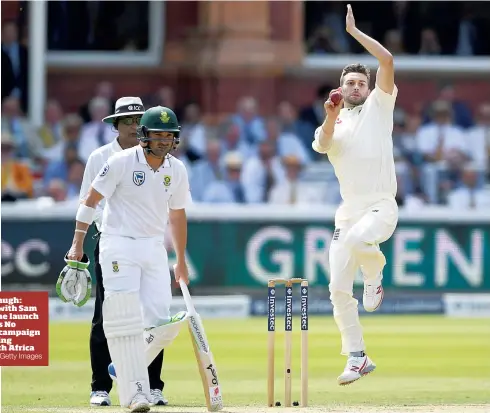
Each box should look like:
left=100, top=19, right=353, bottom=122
left=2, top=316, right=490, bottom=413
left=5, top=406, right=490, bottom=413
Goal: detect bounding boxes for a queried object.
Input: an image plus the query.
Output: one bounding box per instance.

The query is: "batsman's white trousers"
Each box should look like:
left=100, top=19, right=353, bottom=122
left=99, top=234, right=172, bottom=328
left=328, top=198, right=398, bottom=355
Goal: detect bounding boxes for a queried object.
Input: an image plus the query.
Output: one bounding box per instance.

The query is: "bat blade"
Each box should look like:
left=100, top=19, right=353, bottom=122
left=187, top=313, right=223, bottom=412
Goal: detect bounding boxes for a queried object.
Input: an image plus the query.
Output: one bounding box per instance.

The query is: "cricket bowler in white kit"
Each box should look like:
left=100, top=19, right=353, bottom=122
left=66, top=106, right=191, bottom=412
left=313, top=5, right=398, bottom=386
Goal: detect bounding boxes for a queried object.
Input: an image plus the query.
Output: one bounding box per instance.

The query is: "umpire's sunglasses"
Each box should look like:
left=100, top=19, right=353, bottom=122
left=119, top=116, right=142, bottom=125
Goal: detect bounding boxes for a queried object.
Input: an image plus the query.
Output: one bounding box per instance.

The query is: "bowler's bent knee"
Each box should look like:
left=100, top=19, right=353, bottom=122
left=343, top=218, right=377, bottom=253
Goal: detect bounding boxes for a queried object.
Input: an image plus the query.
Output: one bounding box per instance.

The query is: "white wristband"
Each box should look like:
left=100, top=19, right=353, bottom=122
left=76, top=204, right=96, bottom=225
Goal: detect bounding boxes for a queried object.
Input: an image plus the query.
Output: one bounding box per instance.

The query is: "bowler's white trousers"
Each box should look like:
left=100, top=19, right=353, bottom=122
left=99, top=234, right=172, bottom=328
left=328, top=197, right=398, bottom=355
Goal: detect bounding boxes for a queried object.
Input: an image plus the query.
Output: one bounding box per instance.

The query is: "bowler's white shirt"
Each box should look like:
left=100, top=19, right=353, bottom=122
left=80, top=139, right=123, bottom=230
left=313, top=83, right=398, bottom=218
left=91, top=146, right=191, bottom=238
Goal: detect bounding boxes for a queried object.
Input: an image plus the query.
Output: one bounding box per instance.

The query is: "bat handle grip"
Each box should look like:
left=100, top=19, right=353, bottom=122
left=178, top=278, right=196, bottom=313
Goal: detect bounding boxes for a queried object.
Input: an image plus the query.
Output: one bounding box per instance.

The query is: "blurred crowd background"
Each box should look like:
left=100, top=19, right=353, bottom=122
left=305, top=2, right=490, bottom=56
left=2, top=1, right=490, bottom=210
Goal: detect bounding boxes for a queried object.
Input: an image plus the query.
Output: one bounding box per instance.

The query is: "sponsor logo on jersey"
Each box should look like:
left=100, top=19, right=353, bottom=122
left=133, top=171, right=145, bottom=186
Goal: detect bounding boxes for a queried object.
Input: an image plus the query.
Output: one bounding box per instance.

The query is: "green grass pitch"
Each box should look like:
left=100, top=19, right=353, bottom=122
left=2, top=315, right=490, bottom=412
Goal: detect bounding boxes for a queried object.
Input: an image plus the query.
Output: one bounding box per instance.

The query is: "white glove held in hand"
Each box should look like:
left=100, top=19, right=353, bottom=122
left=56, top=252, right=92, bottom=307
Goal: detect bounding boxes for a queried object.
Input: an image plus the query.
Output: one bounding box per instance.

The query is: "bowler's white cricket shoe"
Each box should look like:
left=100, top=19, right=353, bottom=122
left=90, top=390, right=111, bottom=406
left=150, top=389, right=168, bottom=406
left=363, top=277, right=384, bottom=312
left=129, top=393, right=150, bottom=412
left=337, top=355, right=376, bottom=386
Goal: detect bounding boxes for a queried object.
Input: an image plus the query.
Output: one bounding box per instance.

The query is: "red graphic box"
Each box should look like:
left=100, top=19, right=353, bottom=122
left=0, top=292, right=49, bottom=366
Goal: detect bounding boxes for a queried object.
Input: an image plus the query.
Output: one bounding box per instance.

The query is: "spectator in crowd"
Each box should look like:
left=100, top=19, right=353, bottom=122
left=1, top=132, right=33, bottom=202
left=321, top=1, right=351, bottom=53
left=447, top=163, right=490, bottom=209
left=232, top=96, right=267, bottom=147
left=306, top=26, right=345, bottom=54
left=277, top=101, right=316, bottom=160
left=43, top=144, right=81, bottom=192
left=149, top=86, right=175, bottom=108
left=269, top=155, right=325, bottom=205
left=384, top=29, right=406, bottom=55
left=392, top=108, right=423, bottom=196
left=263, top=116, right=310, bottom=165
left=455, top=5, right=479, bottom=56
left=46, top=178, right=68, bottom=203
left=146, top=86, right=180, bottom=119
left=38, top=99, right=64, bottom=150
left=190, top=139, right=224, bottom=202
left=179, top=102, right=207, bottom=161
left=390, top=1, right=414, bottom=52
left=43, top=113, right=83, bottom=163
left=77, top=97, right=117, bottom=162
left=1, top=20, right=28, bottom=113
left=418, top=28, right=442, bottom=55
left=416, top=100, right=469, bottom=203
left=201, top=152, right=246, bottom=204
left=466, top=102, right=490, bottom=177
left=1, top=95, right=43, bottom=165
left=241, top=139, right=285, bottom=203
left=422, top=84, right=474, bottom=129
left=78, top=81, right=116, bottom=123
left=65, top=158, right=85, bottom=200
left=218, top=119, right=253, bottom=161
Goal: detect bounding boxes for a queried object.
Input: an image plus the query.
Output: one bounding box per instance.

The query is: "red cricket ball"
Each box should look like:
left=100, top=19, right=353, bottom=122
left=330, top=91, right=342, bottom=105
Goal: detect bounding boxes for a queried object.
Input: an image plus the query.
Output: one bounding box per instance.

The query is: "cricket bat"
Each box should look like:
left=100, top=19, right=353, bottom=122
left=179, top=279, right=223, bottom=412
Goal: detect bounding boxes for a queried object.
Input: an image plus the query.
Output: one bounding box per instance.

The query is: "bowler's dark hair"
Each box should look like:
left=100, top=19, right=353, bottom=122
left=340, top=63, right=371, bottom=85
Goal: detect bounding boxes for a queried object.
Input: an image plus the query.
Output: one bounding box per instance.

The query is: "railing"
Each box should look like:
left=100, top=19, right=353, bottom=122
left=301, top=54, right=490, bottom=75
